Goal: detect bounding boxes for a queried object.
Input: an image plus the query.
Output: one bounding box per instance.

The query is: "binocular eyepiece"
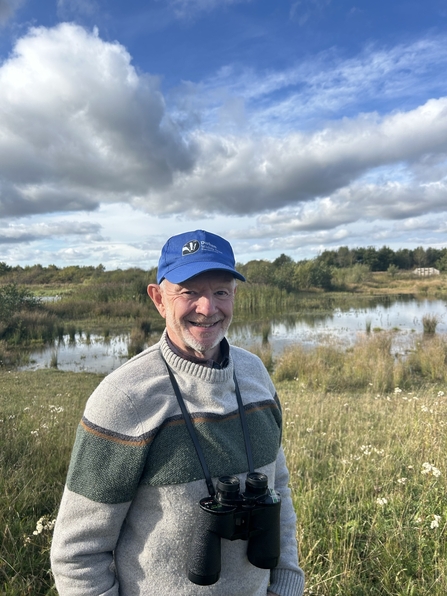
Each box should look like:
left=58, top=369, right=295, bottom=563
left=187, top=472, right=281, bottom=586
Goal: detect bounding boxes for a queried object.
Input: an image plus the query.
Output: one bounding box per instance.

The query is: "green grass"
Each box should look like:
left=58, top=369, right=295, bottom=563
left=282, top=382, right=447, bottom=595
left=0, top=370, right=103, bottom=595
left=1, top=363, right=447, bottom=594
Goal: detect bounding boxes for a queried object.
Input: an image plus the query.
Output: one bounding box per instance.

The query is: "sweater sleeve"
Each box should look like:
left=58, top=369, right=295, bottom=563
left=269, top=446, right=305, bottom=596
left=50, top=488, right=130, bottom=595
left=50, top=378, right=149, bottom=595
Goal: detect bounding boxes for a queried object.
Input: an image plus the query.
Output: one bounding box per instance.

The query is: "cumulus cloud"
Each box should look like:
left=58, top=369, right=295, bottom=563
left=2, top=22, right=447, bottom=267
left=0, top=23, right=195, bottom=218
left=0, top=220, right=103, bottom=244
left=136, top=97, right=447, bottom=217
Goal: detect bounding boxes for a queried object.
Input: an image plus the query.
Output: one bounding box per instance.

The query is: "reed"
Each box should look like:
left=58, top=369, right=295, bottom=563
left=422, top=313, right=439, bottom=335
left=273, top=332, right=447, bottom=392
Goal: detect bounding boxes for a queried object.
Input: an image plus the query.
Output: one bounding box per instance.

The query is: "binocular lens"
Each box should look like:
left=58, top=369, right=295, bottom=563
left=216, top=475, right=240, bottom=503
left=245, top=472, right=268, bottom=495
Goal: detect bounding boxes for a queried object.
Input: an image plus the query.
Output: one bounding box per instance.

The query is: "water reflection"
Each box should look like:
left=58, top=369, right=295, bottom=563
left=21, top=297, right=446, bottom=373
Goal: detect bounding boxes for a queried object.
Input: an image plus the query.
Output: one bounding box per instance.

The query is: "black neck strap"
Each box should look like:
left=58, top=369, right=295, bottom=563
left=163, top=359, right=254, bottom=498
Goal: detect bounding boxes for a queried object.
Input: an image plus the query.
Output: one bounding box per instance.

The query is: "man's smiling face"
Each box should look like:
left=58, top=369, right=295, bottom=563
left=148, top=270, right=237, bottom=361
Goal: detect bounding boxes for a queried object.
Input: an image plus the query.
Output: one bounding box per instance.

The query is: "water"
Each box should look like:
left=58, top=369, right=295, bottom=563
left=230, top=297, right=447, bottom=355
left=21, top=297, right=447, bottom=373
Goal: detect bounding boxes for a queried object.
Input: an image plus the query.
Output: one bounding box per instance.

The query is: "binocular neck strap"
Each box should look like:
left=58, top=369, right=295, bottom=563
left=163, top=360, right=255, bottom=498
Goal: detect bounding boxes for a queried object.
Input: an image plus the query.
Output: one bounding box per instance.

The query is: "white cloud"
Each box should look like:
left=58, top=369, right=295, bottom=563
left=0, top=23, right=195, bottom=218
left=0, top=220, right=103, bottom=244
left=184, top=36, right=447, bottom=133
left=1, top=23, right=447, bottom=267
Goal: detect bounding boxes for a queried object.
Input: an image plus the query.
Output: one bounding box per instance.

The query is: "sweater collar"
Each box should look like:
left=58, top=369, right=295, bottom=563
left=165, top=333, right=230, bottom=369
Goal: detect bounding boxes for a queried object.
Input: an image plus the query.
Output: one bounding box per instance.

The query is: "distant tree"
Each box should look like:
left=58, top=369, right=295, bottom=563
left=272, top=254, right=295, bottom=292
left=239, top=260, right=274, bottom=285
left=293, top=261, right=332, bottom=290
left=376, top=246, right=395, bottom=271
left=336, top=246, right=355, bottom=268
left=413, top=246, right=427, bottom=268
left=0, top=284, right=40, bottom=321
left=0, top=262, right=12, bottom=276
left=435, top=253, right=447, bottom=272
left=393, top=249, right=412, bottom=270
left=362, top=247, right=380, bottom=271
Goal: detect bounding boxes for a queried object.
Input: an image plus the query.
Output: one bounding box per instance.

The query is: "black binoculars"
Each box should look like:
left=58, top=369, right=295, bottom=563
left=187, top=472, right=281, bottom=585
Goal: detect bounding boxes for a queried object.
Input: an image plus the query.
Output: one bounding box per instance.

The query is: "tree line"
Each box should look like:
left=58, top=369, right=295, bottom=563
left=0, top=244, right=446, bottom=295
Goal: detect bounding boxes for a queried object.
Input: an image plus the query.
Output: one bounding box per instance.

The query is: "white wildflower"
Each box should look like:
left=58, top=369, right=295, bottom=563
left=430, top=514, right=441, bottom=529
left=421, top=462, right=441, bottom=477
left=32, top=515, right=56, bottom=536
left=376, top=497, right=388, bottom=506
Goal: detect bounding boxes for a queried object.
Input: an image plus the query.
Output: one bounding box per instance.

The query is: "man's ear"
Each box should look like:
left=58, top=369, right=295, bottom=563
left=147, top=284, right=166, bottom=318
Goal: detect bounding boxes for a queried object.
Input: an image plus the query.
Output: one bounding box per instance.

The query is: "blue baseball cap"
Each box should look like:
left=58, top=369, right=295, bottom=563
left=156, top=230, right=246, bottom=284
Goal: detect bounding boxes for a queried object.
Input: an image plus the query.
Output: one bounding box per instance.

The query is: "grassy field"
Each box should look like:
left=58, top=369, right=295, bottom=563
left=1, top=353, right=447, bottom=594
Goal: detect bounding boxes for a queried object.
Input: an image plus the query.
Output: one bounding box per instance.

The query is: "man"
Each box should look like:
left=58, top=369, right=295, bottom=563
left=51, top=229, right=305, bottom=596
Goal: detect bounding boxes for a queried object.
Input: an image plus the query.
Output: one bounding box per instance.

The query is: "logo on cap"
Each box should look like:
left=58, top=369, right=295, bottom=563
left=182, top=240, right=200, bottom=256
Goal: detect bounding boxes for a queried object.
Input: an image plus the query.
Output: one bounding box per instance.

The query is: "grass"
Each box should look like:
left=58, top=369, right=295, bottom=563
left=422, top=314, right=440, bottom=335
left=0, top=370, right=103, bottom=595
left=282, top=382, right=447, bottom=595
left=1, top=336, right=447, bottom=594
left=272, top=332, right=447, bottom=393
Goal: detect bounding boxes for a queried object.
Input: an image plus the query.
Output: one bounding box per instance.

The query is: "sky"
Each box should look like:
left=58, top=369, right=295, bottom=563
left=1, top=0, right=447, bottom=270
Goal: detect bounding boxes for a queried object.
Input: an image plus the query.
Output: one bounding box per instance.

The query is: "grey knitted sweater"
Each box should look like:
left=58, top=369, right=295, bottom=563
left=51, top=332, right=305, bottom=596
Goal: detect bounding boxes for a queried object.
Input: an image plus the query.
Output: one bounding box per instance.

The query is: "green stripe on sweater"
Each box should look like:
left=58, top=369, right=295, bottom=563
left=67, top=403, right=281, bottom=503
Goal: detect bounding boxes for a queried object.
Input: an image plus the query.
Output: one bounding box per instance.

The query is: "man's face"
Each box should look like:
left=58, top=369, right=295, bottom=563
left=148, top=270, right=237, bottom=361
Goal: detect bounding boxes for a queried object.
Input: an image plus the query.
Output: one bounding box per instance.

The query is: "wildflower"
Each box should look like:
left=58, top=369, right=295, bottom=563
left=360, top=444, right=372, bottom=455
left=394, top=387, right=402, bottom=394
left=376, top=497, right=388, bottom=506
left=438, top=391, right=445, bottom=397
left=431, top=514, right=441, bottom=529
left=421, top=462, right=441, bottom=477
left=397, top=477, right=407, bottom=485
left=31, top=430, right=39, bottom=436
left=33, top=515, right=56, bottom=535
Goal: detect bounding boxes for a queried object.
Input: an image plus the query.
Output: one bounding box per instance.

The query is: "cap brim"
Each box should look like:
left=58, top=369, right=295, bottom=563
left=162, top=263, right=245, bottom=284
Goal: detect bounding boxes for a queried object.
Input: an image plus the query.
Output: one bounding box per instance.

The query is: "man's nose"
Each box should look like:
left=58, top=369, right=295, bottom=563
left=195, top=294, right=218, bottom=315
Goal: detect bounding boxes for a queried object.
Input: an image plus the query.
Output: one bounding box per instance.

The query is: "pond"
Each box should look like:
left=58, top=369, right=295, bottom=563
left=21, top=296, right=447, bottom=374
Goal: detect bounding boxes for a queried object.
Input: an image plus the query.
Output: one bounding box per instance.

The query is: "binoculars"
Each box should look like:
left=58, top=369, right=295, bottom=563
left=187, top=472, right=281, bottom=585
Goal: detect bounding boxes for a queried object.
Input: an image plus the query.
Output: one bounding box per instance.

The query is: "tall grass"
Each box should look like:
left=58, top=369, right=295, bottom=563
left=273, top=332, right=447, bottom=392
left=0, top=370, right=103, bottom=595
left=2, top=350, right=447, bottom=594
left=282, top=382, right=447, bottom=595
left=422, top=313, right=439, bottom=335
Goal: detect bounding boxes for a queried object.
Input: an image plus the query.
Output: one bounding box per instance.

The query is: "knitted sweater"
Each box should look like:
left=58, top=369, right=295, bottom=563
left=51, top=332, right=305, bottom=596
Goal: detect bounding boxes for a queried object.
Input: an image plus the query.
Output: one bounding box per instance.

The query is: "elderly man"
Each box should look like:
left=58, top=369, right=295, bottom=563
left=51, top=230, right=305, bottom=596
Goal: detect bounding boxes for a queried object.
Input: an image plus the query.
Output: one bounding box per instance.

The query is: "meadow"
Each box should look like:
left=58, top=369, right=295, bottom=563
left=1, top=330, right=447, bottom=595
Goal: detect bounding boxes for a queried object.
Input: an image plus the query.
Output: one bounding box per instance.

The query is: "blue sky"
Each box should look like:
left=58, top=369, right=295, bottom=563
left=1, top=0, right=447, bottom=269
